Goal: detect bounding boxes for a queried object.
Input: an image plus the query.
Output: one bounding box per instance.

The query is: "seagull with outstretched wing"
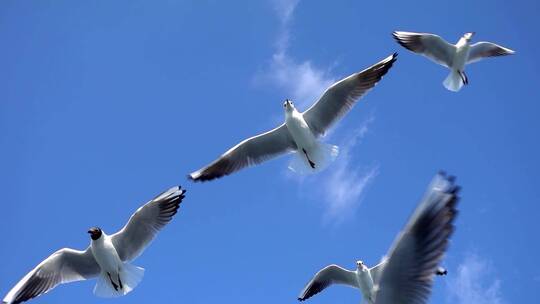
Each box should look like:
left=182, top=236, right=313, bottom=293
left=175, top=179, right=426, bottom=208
left=189, top=53, right=397, bottom=181
left=297, top=172, right=459, bottom=304
left=393, top=31, right=514, bottom=92
left=3, top=186, right=186, bottom=304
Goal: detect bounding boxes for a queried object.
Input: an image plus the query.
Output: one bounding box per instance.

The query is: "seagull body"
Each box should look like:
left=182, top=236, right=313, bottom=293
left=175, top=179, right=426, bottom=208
left=3, top=186, right=186, bottom=304
left=284, top=102, right=317, bottom=157
left=90, top=231, right=124, bottom=291
left=298, top=173, right=460, bottom=304
left=89, top=228, right=142, bottom=297
left=91, top=233, right=122, bottom=274
left=189, top=53, right=397, bottom=181
left=284, top=99, right=333, bottom=172
left=393, top=31, right=514, bottom=91
left=357, top=265, right=376, bottom=303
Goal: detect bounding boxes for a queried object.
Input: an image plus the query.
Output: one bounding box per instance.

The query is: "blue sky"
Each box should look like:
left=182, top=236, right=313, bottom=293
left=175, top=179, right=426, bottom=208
left=1, top=0, right=539, bottom=303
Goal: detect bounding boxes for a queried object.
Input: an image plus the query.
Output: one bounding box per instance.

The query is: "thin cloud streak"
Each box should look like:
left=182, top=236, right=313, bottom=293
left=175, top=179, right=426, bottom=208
left=267, top=0, right=378, bottom=222
left=446, top=253, right=505, bottom=304
left=272, top=0, right=300, bottom=25
left=265, top=0, right=334, bottom=108
left=270, top=54, right=335, bottom=108
left=321, top=115, right=378, bottom=222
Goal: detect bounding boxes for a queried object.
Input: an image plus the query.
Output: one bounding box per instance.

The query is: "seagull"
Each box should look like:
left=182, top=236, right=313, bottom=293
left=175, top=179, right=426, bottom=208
left=393, top=31, right=514, bottom=92
left=297, top=172, right=460, bottom=304
left=2, top=186, right=186, bottom=304
left=188, top=53, right=397, bottom=182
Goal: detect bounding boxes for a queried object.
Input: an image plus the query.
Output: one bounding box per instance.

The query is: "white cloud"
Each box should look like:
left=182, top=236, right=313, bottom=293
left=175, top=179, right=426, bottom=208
left=446, top=253, right=505, bottom=304
left=270, top=53, right=335, bottom=108
left=265, top=1, right=378, bottom=222
left=272, top=0, right=300, bottom=25
left=321, top=115, right=377, bottom=222
left=263, top=0, right=334, bottom=108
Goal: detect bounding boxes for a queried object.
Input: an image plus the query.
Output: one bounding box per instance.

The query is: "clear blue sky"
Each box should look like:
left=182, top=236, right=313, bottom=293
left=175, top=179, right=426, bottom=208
left=1, top=1, right=539, bottom=303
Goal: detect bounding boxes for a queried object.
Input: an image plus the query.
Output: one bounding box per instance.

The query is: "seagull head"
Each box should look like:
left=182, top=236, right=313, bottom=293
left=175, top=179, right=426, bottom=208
left=283, top=99, right=295, bottom=113
left=463, top=32, right=475, bottom=42
left=87, top=227, right=102, bottom=240
left=356, top=260, right=367, bottom=270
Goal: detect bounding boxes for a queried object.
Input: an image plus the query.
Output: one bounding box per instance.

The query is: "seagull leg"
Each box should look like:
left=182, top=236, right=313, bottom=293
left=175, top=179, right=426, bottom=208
left=107, top=272, right=119, bottom=291
left=302, top=148, right=316, bottom=169
left=117, top=273, right=123, bottom=290
left=435, top=267, right=448, bottom=276
left=459, top=70, right=468, bottom=85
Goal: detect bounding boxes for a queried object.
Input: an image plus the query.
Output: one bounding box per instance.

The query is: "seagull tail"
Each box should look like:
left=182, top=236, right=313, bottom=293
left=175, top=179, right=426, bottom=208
left=288, top=143, right=339, bottom=174
left=119, top=263, right=145, bottom=293
left=93, top=264, right=145, bottom=298
left=443, top=70, right=464, bottom=92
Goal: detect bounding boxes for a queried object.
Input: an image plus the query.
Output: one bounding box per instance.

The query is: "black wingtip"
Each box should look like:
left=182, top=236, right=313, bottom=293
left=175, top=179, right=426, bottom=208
left=179, top=187, right=187, bottom=196
left=391, top=32, right=417, bottom=52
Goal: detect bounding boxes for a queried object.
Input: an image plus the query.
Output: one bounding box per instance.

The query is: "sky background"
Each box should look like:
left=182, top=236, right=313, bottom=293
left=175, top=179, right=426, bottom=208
left=1, top=0, right=539, bottom=303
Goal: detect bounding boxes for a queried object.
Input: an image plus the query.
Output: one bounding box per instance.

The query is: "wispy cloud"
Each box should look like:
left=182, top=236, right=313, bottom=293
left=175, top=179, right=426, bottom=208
left=264, top=0, right=335, bottom=108
left=446, top=253, right=505, bottom=304
left=321, top=115, right=378, bottom=222
left=266, top=0, right=378, bottom=222
left=270, top=54, right=335, bottom=108
left=272, top=0, right=300, bottom=25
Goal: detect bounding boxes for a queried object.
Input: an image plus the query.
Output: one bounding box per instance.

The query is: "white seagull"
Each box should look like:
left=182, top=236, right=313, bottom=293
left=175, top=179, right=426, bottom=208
left=393, top=31, right=514, bottom=92
left=189, top=53, right=397, bottom=181
left=297, top=172, right=460, bottom=304
left=2, top=186, right=186, bottom=304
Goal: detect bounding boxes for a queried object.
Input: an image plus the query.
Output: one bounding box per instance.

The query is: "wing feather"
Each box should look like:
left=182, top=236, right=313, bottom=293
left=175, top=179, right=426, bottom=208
left=298, top=264, right=358, bottom=301
left=393, top=31, right=456, bottom=67
left=3, top=248, right=99, bottom=304
left=302, top=53, right=397, bottom=137
left=467, top=41, right=515, bottom=64
left=374, top=172, right=460, bottom=304
left=111, top=186, right=186, bottom=262
left=189, top=124, right=296, bottom=181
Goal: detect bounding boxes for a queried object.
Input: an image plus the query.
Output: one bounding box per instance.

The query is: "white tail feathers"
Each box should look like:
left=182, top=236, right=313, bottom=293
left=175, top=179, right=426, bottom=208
left=93, top=263, right=145, bottom=298
left=288, top=143, right=339, bottom=174
left=443, top=70, right=464, bottom=92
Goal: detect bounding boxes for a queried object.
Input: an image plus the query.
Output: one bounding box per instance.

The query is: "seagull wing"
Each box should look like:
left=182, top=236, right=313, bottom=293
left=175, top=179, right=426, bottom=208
left=298, top=264, right=358, bottom=301
left=111, top=186, right=186, bottom=262
left=188, top=124, right=296, bottom=181
left=467, top=41, right=515, bottom=64
left=373, top=173, right=460, bottom=304
left=3, top=248, right=99, bottom=304
left=302, top=53, right=396, bottom=137
left=369, top=260, right=388, bottom=286
left=370, top=259, right=446, bottom=288
left=393, top=31, right=456, bottom=67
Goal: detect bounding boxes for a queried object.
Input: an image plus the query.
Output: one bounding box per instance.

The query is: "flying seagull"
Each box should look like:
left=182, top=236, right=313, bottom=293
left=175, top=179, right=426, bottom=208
left=2, top=186, right=186, bottom=304
left=297, top=172, right=460, bottom=304
left=189, top=53, right=397, bottom=182
left=393, top=31, right=514, bottom=92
